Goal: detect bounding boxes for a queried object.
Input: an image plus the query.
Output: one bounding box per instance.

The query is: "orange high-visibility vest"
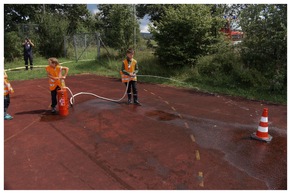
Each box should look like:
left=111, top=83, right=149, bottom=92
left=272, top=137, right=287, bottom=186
left=4, top=79, right=13, bottom=96
left=46, top=65, right=61, bottom=91
left=120, top=59, right=137, bottom=83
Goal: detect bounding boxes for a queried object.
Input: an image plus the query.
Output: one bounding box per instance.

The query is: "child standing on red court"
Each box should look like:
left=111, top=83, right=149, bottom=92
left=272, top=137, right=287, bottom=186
left=46, top=57, right=69, bottom=113
left=4, top=71, right=14, bottom=120
left=120, top=48, right=140, bottom=105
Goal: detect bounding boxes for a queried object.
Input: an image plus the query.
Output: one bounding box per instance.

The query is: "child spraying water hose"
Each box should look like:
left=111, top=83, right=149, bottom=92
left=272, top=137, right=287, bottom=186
left=67, top=48, right=141, bottom=106
left=120, top=48, right=141, bottom=105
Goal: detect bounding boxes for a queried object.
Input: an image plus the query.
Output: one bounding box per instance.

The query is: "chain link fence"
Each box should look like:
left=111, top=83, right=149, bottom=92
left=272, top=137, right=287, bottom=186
left=64, top=33, right=101, bottom=62
left=63, top=33, right=142, bottom=62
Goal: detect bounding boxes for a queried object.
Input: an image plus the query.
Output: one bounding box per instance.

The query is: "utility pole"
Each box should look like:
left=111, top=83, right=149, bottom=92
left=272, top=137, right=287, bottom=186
left=133, top=4, right=136, bottom=51
left=42, top=4, right=45, bottom=22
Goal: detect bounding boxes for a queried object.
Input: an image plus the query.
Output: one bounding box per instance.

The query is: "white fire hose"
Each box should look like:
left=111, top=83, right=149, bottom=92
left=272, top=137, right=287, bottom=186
left=64, top=74, right=191, bottom=106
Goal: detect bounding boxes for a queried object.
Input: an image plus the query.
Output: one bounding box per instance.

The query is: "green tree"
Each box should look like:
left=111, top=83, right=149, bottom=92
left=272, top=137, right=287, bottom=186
left=4, top=4, right=93, bottom=60
left=49, top=4, right=91, bottom=35
left=37, top=14, right=69, bottom=57
left=4, top=32, right=23, bottom=61
left=4, top=4, right=42, bottom=61
left=239, top=4, right=287, bottom=92
left=97, top=4, right=140, bottom=55
left=150, top=4, right=223, bottom=67
left=4, top=4, right=41, bottom=32
left=136, top=4, right=178, bottom=23
left=4, top=4, right=91, bottom=34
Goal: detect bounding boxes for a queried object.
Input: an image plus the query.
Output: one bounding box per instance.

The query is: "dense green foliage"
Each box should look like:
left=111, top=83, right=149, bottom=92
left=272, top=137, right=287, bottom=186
left=239, top=4, right=287, bottom=93
left=3, top=4, right=287, bottom=104
left=150, top=4, right=225, bottom=67
left=37, top=14, right=69, bottom=58
left=145, top=4, right=287, bottom=99
left=4, top=31, right=23, bottom=61
left=4, top=4, right=91, bottom=34
left=4, top=4, right=92, bottom=60
left=96, top=4, right=141, bottom=55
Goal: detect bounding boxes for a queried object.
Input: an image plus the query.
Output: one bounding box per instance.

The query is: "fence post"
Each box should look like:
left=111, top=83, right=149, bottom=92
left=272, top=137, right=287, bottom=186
left=63, top=35, right=67, bottom=58
left=73, top=35, right=78, bottom=62
left=97, top=33, right=100, bottom=60
left=85, top=33, right=87, bottom=58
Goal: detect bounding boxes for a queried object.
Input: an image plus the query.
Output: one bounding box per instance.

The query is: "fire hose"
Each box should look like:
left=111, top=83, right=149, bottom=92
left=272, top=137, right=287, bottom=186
left=64, top=79, right=130, bottom=106
left=64, top=74, right=191, bottom=106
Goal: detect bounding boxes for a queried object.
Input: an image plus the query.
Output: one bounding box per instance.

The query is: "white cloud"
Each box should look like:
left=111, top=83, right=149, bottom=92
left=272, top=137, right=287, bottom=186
left=87, top=4, right=99, bottom=14
left=92, top=8, right=99, bottom=14
left=139, top=15, right=150, bottom=33
left=87, top=4, right=151, bottom=33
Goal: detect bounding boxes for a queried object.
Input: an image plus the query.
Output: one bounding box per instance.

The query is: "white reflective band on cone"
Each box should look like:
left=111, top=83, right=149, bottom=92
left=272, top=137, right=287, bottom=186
left=258, top=126, right=268, bottom=132
left=260, top=117, right=268, bottom=122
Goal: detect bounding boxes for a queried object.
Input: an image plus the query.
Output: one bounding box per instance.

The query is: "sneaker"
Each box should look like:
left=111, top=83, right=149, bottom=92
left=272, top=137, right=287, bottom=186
left=4, top=114, right=13, bottom=120
left=51, top=107, right=57, bottom=113
left=127, top=99, right=132, bottom=104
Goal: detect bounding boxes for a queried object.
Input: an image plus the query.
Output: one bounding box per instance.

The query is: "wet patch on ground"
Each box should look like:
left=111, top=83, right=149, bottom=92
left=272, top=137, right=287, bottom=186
left=145, top=110, right=179, bottom=121
left=40, top=111, right=67, bottom=122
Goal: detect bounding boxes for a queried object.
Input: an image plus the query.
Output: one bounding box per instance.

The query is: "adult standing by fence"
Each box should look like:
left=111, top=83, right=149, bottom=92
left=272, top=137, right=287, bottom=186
left=22, top=37, right=34, bottom=70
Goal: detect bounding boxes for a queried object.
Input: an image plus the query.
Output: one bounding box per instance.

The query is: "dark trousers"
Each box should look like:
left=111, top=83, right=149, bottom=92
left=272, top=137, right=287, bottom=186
left=125, top=81, right=138, bottom=101
left=125, top=81, right=137, bottom=95
left=4, top=94, right=10, bottom=114
left=51, top=86, right=60, bottom=108
left=24, top=54, right=33, bottom=69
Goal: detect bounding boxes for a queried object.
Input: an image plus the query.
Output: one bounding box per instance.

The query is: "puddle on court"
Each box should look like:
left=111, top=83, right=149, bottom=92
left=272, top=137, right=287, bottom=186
left=145, top=110, right=178, bottom=121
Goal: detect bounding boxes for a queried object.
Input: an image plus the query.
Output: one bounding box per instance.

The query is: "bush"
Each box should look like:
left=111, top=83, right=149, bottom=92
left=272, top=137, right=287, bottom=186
left=4, top=31, right=22, bottom=61
left=151, top=5, right=222, bottom=68
left=37, top=14, right=69, bottom=58
left=195, top=46, right=263, bottom=89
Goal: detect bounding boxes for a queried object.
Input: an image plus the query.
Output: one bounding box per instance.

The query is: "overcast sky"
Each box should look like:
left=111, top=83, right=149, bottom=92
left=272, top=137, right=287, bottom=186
left=87, top=4, right=150, bottom=33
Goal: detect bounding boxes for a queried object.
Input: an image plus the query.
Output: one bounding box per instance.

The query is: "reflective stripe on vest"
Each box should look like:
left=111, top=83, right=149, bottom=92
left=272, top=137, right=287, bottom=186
left=4, top=82, right=9, bottom=96
left=4, top=80, right=12, bottom=96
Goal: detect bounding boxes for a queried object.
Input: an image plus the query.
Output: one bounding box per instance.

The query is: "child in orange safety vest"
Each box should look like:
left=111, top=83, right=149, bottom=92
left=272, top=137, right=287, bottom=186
left=46, top=57, right=69, bottom=113
left=4, top=71, right=14, bottom=120
left=120, top=48, right=140, bottom=105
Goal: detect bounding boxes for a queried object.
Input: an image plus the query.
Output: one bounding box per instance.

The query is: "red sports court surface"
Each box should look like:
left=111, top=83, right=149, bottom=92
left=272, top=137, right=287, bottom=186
left=4, top=74, right=287, bottom=190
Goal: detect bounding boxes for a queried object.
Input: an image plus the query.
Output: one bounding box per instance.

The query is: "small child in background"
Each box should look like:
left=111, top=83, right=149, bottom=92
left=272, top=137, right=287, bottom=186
left=46, top=57, right=69, bottom=113
left=4, top=71, right=14, bottom=120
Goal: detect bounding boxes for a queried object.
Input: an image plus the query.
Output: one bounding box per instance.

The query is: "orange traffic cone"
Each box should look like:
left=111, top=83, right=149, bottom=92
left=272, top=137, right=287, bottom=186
left=251, top=108, right=272, bottom=142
